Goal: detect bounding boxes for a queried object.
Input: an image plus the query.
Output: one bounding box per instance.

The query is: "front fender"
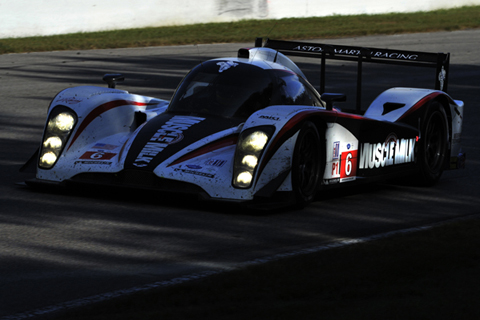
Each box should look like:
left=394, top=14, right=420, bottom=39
left=36, top=86, right=169, bottom=182
left=242, top=105, right=327, bottom=195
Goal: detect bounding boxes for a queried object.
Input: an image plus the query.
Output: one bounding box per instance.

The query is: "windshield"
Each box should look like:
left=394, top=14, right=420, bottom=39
left=269, top=70, right=323, bottom=107
left=168, top=60, right=324, bottom=119
left=168, top=61, right=274, bottom=119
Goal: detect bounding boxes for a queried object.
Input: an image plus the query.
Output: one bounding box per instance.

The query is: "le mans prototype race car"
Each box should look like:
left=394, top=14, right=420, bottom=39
left=22, top=38, right=465, bottom=208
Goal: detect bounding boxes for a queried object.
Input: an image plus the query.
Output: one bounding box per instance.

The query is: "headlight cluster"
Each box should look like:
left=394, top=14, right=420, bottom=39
left=233, top=126, right=274, bottom=188
left=39, top=107, right=77, bottom=169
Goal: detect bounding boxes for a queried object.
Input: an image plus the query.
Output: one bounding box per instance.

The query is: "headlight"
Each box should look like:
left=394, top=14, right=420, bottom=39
left=39, top=107, right=77, bottom=169
left=242, top=155, right=258, bottom=168
left=47, top=112, right=75, bottom=132
left=240, top=131, right=268, bottom=152
left=39, top=152, right=57, bottom=166
left=43, top=136, right=63, bottom=149
left=233, top=126, right=274, bottom=189
left=235, top=171, right=253, bottom=187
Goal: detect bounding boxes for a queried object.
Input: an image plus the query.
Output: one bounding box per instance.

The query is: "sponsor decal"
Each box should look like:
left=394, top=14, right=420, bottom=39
left=79, top=151, right=116, bottom=160
left=174, top=168, right=214, bottom=178
left=292, top=46, right=419, bottom=61
left=333, top=141, right=340, bottom=160
left=324, top=178, right=340, bottom=185
left=205, top=159, right=227, bottom=167
left=259, top=115, right=280, bottom=121
left=327, top=140, right=358, bottom=183
left=75, top=160, right=112, bottom=165
left=331, top=150, right=358, bottom=183
left=58, top=97, right=82, bottom=104
left=217, top=61, right=238, bottom=73
left=359, top=133, right=416, bottom=169
left=186, top=164, right=202, bottom=169
left=92, top=143, right=119, bottom=150
left=133, top=116, right=205, bottom=167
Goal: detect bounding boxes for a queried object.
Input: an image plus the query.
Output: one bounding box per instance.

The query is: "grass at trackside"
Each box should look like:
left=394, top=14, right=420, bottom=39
left=53, top=218, right=480, bottom=320
left=1, top=6, right=480, bottom=54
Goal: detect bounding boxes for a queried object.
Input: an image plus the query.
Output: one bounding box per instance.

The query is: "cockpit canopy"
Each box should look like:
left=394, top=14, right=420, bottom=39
left=168, top=60, right=324, bottom=119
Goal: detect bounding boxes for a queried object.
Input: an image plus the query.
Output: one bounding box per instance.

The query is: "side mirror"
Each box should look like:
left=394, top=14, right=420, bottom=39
left=103, top=74, right=125, bottom=89
left=321, top=93, right=346, bottom=111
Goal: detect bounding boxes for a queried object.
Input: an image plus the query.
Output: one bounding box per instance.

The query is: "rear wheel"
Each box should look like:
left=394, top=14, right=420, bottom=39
left=292, top=121, right=324, bottom=208
left=417, top=101, right=448, bottom=186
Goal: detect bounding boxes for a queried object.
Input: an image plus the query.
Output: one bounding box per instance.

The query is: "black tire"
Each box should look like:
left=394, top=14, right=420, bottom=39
left=292, top=121, right=324, bottom=208
left=417, top=101, right=449, bottom=186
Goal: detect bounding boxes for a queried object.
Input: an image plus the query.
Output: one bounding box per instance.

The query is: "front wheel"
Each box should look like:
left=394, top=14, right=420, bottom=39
left=291, top=121, right=325, bottom=208
left=417, top=101, right=449, bottom=186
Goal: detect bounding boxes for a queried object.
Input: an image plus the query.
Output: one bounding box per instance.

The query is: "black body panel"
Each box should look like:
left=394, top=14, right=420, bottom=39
left=125, top=113, right=242, bottom=171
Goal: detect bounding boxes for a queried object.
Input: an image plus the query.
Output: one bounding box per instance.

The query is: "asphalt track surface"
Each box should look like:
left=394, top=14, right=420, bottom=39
left=1, top=30, right=479, bottom=318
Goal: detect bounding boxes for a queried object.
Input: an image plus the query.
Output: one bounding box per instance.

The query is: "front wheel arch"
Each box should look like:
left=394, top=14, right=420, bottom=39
left=291, top=121, right=325, bottom=208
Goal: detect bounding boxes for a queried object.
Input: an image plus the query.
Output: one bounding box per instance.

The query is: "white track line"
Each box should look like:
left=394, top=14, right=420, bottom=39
left=1, top=217, right=473, bottom=320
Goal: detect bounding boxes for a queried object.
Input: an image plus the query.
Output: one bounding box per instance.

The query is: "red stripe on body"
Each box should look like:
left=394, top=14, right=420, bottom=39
left=167, top=135, right=238, bottom=167
left=397, top=92, right=442, bottom=121
left=67, top=100, right=151, bottom=150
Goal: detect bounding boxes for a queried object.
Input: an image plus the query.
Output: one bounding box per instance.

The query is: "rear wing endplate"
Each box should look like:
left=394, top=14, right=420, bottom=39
left=254, top=37, right=450, bottom=111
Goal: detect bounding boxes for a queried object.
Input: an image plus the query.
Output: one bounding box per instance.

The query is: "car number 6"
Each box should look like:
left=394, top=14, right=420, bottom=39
left=90, top=152, right=104, bottom=159
left=345, top=152, right=352, bottom=176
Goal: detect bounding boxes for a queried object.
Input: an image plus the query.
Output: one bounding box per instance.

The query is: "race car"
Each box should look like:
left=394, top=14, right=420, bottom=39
left=21, top=38, right=465, bottom=208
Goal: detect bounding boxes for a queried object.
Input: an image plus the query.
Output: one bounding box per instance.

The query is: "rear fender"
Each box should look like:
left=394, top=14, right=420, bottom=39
left=364, top=88, right=442, bottom=122
left=365, top=87, right=464, bottom=169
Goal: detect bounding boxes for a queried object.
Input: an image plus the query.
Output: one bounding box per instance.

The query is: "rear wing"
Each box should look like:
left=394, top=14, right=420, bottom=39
left=254, top=37, right=450, bottom=112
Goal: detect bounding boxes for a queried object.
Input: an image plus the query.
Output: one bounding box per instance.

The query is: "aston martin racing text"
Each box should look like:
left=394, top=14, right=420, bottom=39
left=292, top=46, right=419, bottom=61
